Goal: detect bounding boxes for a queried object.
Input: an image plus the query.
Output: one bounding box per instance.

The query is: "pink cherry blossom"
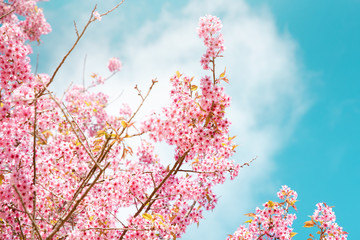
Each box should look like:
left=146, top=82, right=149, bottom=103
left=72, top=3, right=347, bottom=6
left=197, top=15, right=225, bottom=70
left=93, top=11, right=102, bottom=21
left=308, top=203, right=348, bottom=240
left=229, top=186, right=347, bottom=240
left=108, top=57, right=122, bottom=72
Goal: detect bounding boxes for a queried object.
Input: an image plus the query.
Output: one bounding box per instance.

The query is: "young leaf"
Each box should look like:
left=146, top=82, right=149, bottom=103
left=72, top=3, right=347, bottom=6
left=290, top=232, right=298, bottom=238
left=244, top=219, right=253, bottom=223
left=244, top=213, right=256, bottom=218
left=228, top=136, right=236, bottom=141
left=142, top=213, right=153, bottom=221
left=204, top=114, right=211, bottom=127
left=170, top=214, right=177, bottom=222
left=96, top=130, right=106, bottom=137
left=304, top=220, right=315, bottom=228
left=219, top=67, right=226, bottom=78
left=121, top=120, right=128, bottom=128
left=0, top=174, right=4, bottom=185
left=191, top=85, right=198, bottom=91
left=155, top=213, right=165, bottom=222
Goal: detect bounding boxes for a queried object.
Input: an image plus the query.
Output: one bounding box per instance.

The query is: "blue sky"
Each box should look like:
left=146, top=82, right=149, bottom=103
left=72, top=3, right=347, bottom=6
left=34, top=0, right=359, bottom=239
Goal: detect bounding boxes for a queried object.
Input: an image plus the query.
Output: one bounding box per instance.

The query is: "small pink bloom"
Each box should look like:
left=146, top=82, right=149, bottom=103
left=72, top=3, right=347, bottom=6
left=108, top=57, right=122, bottom=72
left=93, top=11, right=101, bottom=21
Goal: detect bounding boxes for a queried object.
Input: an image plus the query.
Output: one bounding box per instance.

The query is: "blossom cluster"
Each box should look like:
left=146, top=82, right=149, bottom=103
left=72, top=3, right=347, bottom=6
left=229, top=186, right=347, bottom=240
left=229, top=185, right=297, bottom=240
left=0, top=0, right=51, bottom=119
left=108, top=57, right=122, bottom=72
left=198, top=15, right=225, bottom=70
left=307, top=203, right=348, bottom=240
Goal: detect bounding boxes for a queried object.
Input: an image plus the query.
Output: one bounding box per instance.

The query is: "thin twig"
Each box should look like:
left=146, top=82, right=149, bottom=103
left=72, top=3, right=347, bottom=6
left=239, top=156, right=257, bottom=168
left=212, top=57, right=216, bottom=84
left=46, top=163, right=110, bottom=240
left=107, top=210, right=126, bottom=227
left=36, top=1, right=126, bottom=97
left=82, top=227, right=150, bottom=231
left=63, top=138, right=111, bottom=216
left=43, top=86, right=99, bottom=168
left=184, top=201, right=197, bottom=219
left=15, top=216, right=26, bottom=240
left=126, top=79, right=157, bottom=126
left=73, top=20, right=79, bottom=37
left=13, top=185, right=43, bottom=240
left=57, top=134, right=115, bottom=236
left=37, top=182, right=67, bottom=202
left=37, top=5, right=97, bottom=98
left=119, top=149, right=190, bottom=239
left=0, top=8, right=15, bottom=20
left=97, top=0, right=125, bottom=20
left=107, top=89, right=124, bottom=106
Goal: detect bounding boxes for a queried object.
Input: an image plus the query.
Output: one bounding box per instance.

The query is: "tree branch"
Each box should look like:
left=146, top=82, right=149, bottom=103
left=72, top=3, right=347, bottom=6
left=13, top=185, right=42, bottom=240
left=36, top=0, right=126, bottom=98
left=46, top=162, right=110, bottom=240
left=0, top=8, right=15, bottom=20
left=119, top=149, right=191, bottom=239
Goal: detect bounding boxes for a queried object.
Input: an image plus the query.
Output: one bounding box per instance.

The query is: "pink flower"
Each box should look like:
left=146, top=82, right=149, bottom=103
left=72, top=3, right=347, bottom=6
left=197, top=15, right=225, bottom=70
left=93, top=11, right=102, bottom=21
left=108, top=57, right=122, bottom=72
left=119, top=103, right=132, bottom=116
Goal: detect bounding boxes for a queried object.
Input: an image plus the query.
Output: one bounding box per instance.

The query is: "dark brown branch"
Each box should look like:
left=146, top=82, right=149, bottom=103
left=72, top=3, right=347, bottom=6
left=15, top=216, right=26, bottom=240
left=13, top=185, right=42, bottom=240
left=184, top=201, right=197, bottom=219
left=107, top=210, right=126, bottom=227
left=119, top=149, right=190, bottom=239
left=82, top=227, right=150, bottom=231
left=126, top=79, right=157, bottom=126
left=46, top=163, right=110, bottom=240
left=0, top=8, right=15, bottom=20
left=37, top=5, right=98, bottom=98
left=36, top=1, right=126, bottom=98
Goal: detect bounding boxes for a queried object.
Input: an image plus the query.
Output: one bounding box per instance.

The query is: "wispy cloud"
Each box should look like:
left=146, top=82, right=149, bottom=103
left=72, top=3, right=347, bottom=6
left=35, top=0, right=308, bottom=238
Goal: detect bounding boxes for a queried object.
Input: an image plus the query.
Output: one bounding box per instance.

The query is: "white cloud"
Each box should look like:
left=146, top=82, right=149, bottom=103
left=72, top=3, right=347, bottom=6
left=35, top=0, right=308, bottom=238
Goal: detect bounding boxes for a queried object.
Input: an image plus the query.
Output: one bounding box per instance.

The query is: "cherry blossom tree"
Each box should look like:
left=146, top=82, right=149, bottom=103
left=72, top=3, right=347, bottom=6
left=0, top=1, right=347, bottom=240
